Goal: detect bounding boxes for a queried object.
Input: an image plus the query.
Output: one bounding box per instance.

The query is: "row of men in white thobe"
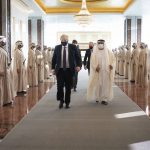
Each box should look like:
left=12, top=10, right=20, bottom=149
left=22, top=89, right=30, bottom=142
left=0, top=37, right=54, bottom=106
left=28, top=44, right=53, bottom=86
left=113, top=42, right=149, bottom=87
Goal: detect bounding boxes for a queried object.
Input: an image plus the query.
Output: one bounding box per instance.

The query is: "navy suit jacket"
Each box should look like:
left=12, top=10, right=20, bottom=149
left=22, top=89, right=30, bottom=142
left=83, top=48, right=92, bottom=70
left=52, top=44, right=82, bottom=75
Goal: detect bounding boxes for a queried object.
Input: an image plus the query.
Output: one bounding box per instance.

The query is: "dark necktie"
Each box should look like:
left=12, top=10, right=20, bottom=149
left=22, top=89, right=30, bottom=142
left=63, top=46, right=66, bottom=69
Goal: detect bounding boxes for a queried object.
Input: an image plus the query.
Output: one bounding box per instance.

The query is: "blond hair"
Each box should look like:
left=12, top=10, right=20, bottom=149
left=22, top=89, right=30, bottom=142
left=60, top=34, right=68, bottom=42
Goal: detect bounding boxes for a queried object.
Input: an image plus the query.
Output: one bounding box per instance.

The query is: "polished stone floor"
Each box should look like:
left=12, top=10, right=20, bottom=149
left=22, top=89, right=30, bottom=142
left=0, top=81, right=54, bottom=139
left=115, top=75, right=150, bottom=117
left=0, top=74, right=150, bottom=140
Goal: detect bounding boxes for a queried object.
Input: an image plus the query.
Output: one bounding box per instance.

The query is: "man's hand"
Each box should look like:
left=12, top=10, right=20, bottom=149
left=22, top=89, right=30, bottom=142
left=17, top=69, right=20, bottom=73
left=76, top=67, right=81, bottom=72
left=52, top=69, right=56, bottom=75
left=0, top=72, right=4, bottom=76
left=109, top=65, right=113, bottom=70
left=96, top=65, right=100, bottom=72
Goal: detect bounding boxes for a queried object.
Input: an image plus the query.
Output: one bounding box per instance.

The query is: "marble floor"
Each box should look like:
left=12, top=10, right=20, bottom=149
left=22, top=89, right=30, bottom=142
left=0, top=74, right=150, bottom=140
left=115, top=75, right=150, bottom=117
left=0, top=81, right=54, bottom=139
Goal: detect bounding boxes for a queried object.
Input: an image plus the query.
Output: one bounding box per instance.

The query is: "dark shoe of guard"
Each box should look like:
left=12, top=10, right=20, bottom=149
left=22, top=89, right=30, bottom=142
left=22, top=91, right=27, bottom=94
left=101, top=101, right=108, bottom=105
left=3, top=101, right=13, bottom=107
left=65, top=104, right=70, bottom=109
left=59, top=102, right=63, bottom=109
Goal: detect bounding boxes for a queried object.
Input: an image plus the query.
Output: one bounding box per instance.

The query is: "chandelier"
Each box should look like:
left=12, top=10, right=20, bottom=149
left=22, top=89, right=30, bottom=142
left=74, top=0, right=92, bottom=26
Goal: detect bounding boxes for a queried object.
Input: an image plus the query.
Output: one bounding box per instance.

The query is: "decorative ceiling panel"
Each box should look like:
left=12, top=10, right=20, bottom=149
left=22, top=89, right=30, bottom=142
left=35, top=0, right=134, bottom=13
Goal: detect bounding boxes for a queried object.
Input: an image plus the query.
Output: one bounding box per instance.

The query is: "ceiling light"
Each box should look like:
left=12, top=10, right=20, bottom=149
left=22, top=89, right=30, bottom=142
left=74, top=0, right=92, bottom=26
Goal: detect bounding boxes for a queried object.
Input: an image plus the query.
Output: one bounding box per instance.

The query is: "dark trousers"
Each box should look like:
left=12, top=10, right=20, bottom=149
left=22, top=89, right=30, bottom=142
left=56, top=69, right=73, bottom=105
left=88, top=69, right=90, bottom=75
left=72, top=72, right=78, bottom=89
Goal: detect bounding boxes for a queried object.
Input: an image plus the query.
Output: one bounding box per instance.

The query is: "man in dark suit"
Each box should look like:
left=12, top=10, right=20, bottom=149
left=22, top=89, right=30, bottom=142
left=52, top=34, right=82, bottom=109
left=72, top=39, right=82, bottom=92
left=83, top=42, right=94, bottom=75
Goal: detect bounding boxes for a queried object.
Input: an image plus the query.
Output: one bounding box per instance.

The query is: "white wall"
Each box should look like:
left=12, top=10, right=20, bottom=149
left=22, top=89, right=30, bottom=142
left=142, top=15, right=150, bottom=48
left=44, top=14, right=124, bottom=49
left=131, top=16, right=138, bottom=44
left=11, top=1, right=29, bottom=59
left=124, top=0, right=150, bottom=49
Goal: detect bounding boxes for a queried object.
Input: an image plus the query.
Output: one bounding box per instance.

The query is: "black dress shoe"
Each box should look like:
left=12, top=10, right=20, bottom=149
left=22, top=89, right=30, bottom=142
left=101, top=101, right=108, bottom=105
left=22, top=91, right=27, bottom=94
left=74, top=88, right=77, bottom=92
left=59, top=102, right=63, bottom=109
left=96, top=100, right=99, bottom=103
left=65, top=105, right=70, bottom=109
left=3, top=101, right=13, bottom=106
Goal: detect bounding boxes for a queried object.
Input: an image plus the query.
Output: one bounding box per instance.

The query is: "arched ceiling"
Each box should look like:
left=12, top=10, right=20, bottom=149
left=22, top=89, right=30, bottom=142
left=35, top=0, right=134, bottom=13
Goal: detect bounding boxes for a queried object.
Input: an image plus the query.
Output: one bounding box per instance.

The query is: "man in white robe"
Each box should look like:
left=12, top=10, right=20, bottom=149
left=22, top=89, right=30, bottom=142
left=137, top=43, right=148, bottom=87
left=35, top=45, right=44, bottom=83
left=28, top=43, right=38, bottom=87
left=0, top=36, right=14, bottom=106
left=87, top=39, right=115, bottom=105
left=119, top=46, right=126, bottom=76
left=112, top=49, right=116, bottom=69
left=125, top=45, right=131, bottom=79
left=43, top=45, right=49, bottom=79
left=130, top=43, right=139, bottom=82
left=113, top=48, right=118, bottom=74
left=47, top=47, right=52, bottom=75
left=117, top=47, right=122, bottom=75
left=13, top=41, right=27, bottom=94
left=146, top=45, right=150, bottom=94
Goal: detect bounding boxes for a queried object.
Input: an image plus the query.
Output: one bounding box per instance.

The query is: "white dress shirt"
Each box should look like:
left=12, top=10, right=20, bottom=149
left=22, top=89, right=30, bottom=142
left=61, top=44, right=69, bottom=68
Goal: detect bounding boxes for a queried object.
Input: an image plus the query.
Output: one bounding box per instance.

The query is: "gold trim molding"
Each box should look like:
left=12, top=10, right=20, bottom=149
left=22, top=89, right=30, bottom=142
left=60, top=0, right=107, bottom=3
left=35, top=0, right=134, bottom=14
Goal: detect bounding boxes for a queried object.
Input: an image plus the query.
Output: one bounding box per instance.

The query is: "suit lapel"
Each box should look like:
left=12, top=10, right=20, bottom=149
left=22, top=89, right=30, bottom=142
left=58, top=45, right=62, bottom=65
left=68, top=44, right=71, bottom=64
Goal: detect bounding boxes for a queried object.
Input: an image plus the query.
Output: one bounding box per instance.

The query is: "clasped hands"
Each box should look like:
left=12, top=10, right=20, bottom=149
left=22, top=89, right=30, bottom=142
left=96, top=65, right=113, bottom=73
left=109, top=65, right=113, bottom=70
left=0, top=72, right=4, bottom=76
left=96, top=65, right=100, bottom=72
